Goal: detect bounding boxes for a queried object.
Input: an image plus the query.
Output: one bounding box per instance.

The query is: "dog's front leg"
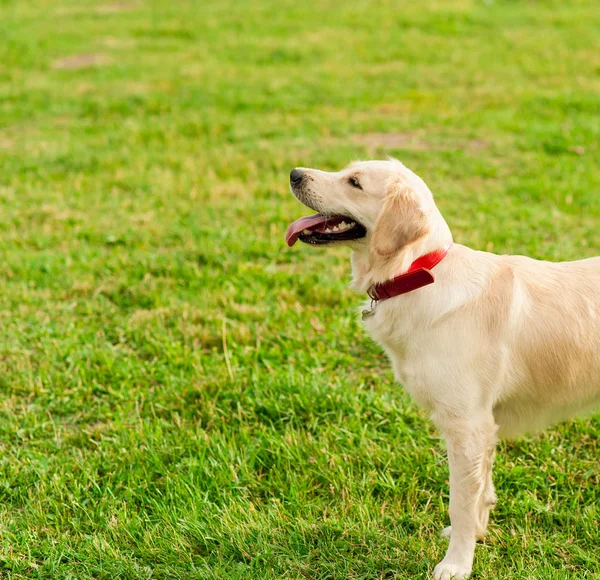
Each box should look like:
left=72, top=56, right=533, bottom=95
left=433, top=414, right=497, bottom=580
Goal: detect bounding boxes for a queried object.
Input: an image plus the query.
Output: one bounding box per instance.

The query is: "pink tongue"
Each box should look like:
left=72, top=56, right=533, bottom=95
left=285, top=214, right=329, bottom=247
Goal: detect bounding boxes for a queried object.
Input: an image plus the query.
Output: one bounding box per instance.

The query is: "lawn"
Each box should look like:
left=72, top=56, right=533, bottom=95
left=0, top=0, right=599, bottom=578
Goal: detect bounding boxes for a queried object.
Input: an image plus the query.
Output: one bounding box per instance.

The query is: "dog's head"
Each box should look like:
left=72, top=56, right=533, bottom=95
left=286, top=159, right=451, bottom=288
left=287, top=159, right=438, bottom=252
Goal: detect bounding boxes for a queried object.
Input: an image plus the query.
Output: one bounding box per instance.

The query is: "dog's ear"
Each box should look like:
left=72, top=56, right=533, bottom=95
left=371, top=178, right=429, bottom=257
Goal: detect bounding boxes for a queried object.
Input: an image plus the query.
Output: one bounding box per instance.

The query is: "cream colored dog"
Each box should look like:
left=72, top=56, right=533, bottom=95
left=286, top=159, right=600, bottom=580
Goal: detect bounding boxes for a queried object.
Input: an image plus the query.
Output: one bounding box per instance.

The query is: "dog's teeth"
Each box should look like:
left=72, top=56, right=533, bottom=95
left=332, top=226, right=340, bottom=232
left=336, top=221, right=355, bottom=231
left=303, top=229, right=311, bottom=234
left=324, top=228, right=333, bottom=233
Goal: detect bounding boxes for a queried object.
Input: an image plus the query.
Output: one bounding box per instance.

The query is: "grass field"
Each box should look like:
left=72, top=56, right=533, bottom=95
left=1, top=0, right=600, bottom=578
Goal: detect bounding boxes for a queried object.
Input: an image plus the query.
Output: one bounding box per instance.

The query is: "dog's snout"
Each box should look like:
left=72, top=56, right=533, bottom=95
left=290, top=168, right=304, bottom=186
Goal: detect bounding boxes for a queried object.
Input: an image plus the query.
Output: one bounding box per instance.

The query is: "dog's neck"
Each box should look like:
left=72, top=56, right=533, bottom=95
left=350, top=207, right=453, bottom=294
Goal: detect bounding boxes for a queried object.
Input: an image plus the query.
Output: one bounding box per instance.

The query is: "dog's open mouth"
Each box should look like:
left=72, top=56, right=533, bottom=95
left=286, top=214, right=367, bottom=247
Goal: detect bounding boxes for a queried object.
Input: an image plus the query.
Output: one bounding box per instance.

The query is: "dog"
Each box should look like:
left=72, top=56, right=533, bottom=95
left=286, top=159, right=600, bottom=579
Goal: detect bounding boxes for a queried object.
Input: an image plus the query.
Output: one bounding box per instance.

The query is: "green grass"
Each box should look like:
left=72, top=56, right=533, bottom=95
left=0, top=0, right=599, bottom=577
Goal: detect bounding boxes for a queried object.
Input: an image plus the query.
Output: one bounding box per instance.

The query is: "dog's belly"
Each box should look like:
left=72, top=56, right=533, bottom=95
left=494, top=396, right=600, bottom=439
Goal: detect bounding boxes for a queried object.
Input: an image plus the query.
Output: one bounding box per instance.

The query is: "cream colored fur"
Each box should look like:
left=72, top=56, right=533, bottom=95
left=289, top=159, right=600, bottom=580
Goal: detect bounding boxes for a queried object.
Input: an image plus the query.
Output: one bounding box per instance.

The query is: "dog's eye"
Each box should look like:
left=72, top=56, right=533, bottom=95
left=348, top=176, right=362, bottom=189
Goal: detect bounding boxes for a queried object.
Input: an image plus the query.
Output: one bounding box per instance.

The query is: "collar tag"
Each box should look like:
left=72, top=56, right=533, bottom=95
left=361, top=299, right=377, bottom=320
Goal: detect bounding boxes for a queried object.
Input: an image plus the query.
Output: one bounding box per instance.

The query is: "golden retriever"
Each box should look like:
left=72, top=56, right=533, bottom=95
left=286, top=159, right=600, bottom=579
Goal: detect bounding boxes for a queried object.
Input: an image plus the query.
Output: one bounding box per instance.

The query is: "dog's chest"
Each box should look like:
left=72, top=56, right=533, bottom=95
left=363, top=304, right=439, bottom=409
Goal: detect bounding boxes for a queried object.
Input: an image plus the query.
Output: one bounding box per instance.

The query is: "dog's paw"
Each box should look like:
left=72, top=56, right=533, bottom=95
left=440, top=526, right=452, bottom=539
left=433, top=561, right=471, bottom=580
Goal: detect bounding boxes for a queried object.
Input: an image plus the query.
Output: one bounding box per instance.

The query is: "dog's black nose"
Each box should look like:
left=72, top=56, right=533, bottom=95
left=290, top=168, right=304, bottom=185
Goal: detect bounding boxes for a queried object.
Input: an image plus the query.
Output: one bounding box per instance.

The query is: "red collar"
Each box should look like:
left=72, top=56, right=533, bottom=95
left=367, top=243, right=453, bottom=302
